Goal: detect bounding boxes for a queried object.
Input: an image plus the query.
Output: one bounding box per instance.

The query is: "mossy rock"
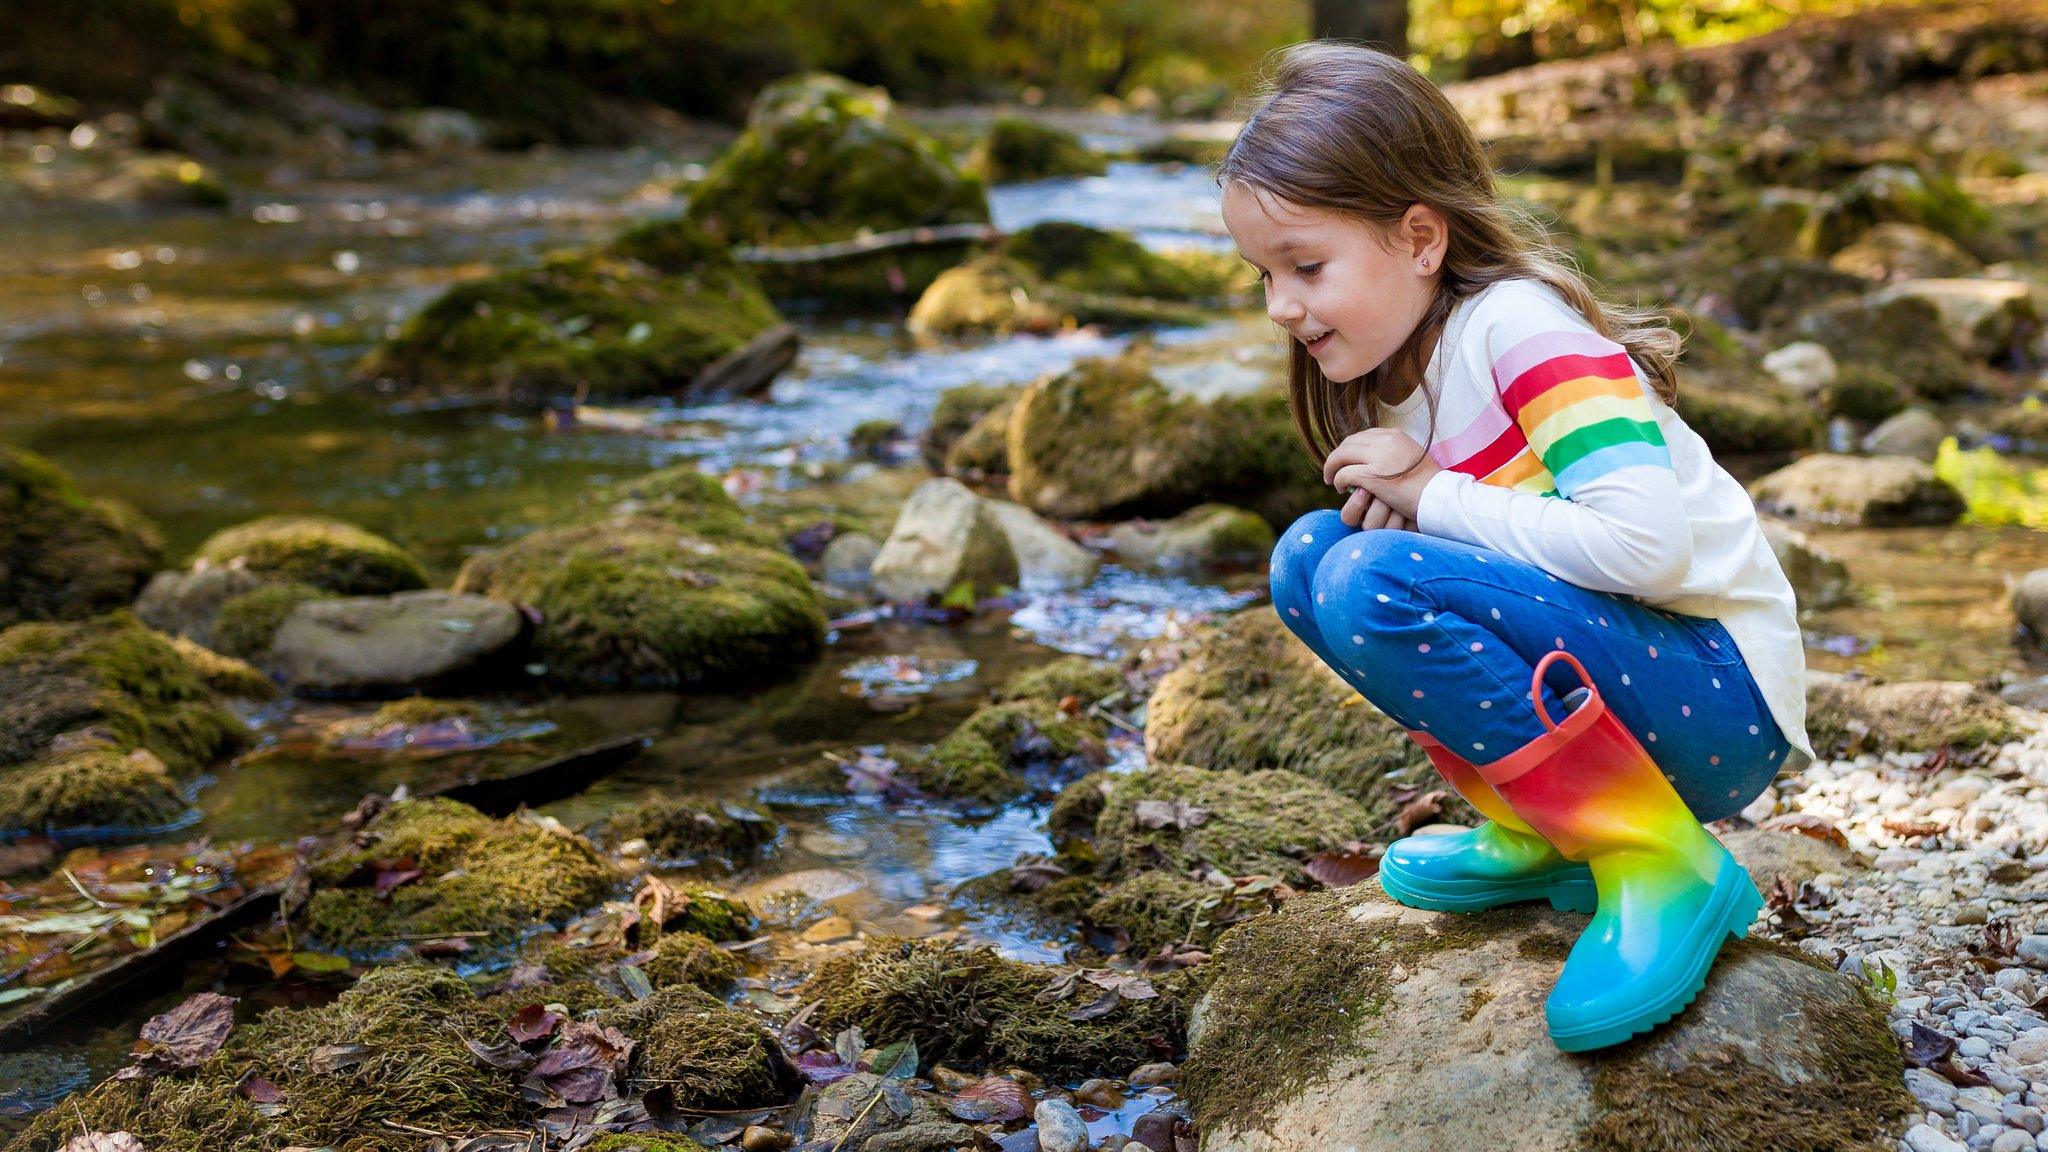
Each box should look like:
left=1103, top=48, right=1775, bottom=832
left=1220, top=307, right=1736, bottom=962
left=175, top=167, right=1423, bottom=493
left=966, top=117, right=1107, bottom=183
left=452, top=515, right=824, bottom=692
left=639, top=881, right=756, bottom=944
left=606, top=794, right=777, bottom=867
left=1806, top=674, right=2026, bottom=759
left=802, top=937, right=1184, bottom=1080
left=301, top=797, right=618, bottom=952
left=1002, top=222, right=1242, bottom=303
left=1144, top=611, right=1437, bottom=826
left=1821, top=362, right=1908, bottom=423
left=642, top=930, right=741, bottom=994
left=1085, top=869, right=1239, bottom=956
left=1726, top=258, right=1868, bottom=331
left=922, top=384, right=1021, bottom=472
left=1792, top=293, right=1980, bottom=402
left=0, top=443, right=163, bottom=628
left=167, top=635, right=277, bottom=700
left=683, top=72, right=989, bottom=301
left=592, top=463, right=764, bottom=543
left=1803, top=164, right=1995, bottom=258
left=0, top=610, right=247, bottom=775
left=1676, top=378, right=1820, bottom=456
left=0, top=743, right=190, bottom=834
left=600, top=986, right=783, bottom=1111
left=943, top=396, right=1018, bottom=479
left=354, top=239, right=783, bottom=408
left=908, top=254, right=1215, bottom=338
left=1748, top=453, right=1966, bottom=527
left=906, top=698, right=1107, bottom=806
left=584, top=1135, right=711, bottom=1152
left=1180, top=884, right=1913, bottom=1150
left=1109, top=503, right=1276, bottom=571
left=1090, top=764, right=1376, bottom=885
left=999, top=655, right=1125, bottom=707
left=210, top=581, right=336, bottom=660
left=1006, top=352, right=1325, bottom=527
left=484, top=976, right=623, bottom=1020
left=190, top=515, right=428, bottom=597
left=1, top=1061, right=268, bottom=1152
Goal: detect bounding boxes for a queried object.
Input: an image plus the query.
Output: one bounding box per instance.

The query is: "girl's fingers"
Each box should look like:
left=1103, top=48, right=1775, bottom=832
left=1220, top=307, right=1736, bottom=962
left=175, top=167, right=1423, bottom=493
left=1339, top=486, right=1373, bottom=528
left=1330, top=463, right=1384, bottom=493
left=1360, top=498, right=1394, bottom=532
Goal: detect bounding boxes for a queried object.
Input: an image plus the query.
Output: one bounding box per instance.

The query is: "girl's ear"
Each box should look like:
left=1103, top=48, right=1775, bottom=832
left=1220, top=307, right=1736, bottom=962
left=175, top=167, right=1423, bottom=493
left=1399, top=203, right=1449, bottom=271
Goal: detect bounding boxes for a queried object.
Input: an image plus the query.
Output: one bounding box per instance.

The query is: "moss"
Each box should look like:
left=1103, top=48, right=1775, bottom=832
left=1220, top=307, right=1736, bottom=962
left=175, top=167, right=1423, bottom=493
left=1092, top=764, right=1376, bottom=885
left=966, top=117, right=1107, bottom=183
left=1144, top=611, right=1439, bottom=825
left=1179, top=886, right=1537, bottom=1136
left=1803, top=164, right=1994, bottom=257
left=802, top=937, right=1183, bottom=1080
left=908, top=254, right=1217, bottom=338
left=1002, top=222, right=1241, bottom=303
left=1821, top=363, right=1907, bottom=423
left=1086, top=870, right=1236, bottom=955
left=1577, top=942, right=1914, bottom=1152
left=1674, top=377, right=1818, bottom=457
left=1806, top=676, right=2023, bottom=759
left=168, top=635, right=278, bottom=699
left=1516, top=928, right=1577, bottom=961
left=0, top=743, right=190, bottom=833
left=908, top=699, right=1105, bottom=805
left=1936, top=439, right=2048, bottom=530
left=452, top=515, right=824, bottom=692
left=683, top=72, right=989, bottom=301
left=639, top=881, right=756, bottom=944
left=999, top=655, right=1125, bottom=707
left=302, top=797, right=618, bottom=952
left=1793, top=293, right=1979, bottom=402
left=594, top=464, right=762, bottom=543
left=1111, top=503, right=1276, bottom=571
left=942, top=397, right=1017, bottom=480
left=233, top=964, right=526, bottom=1151
left=922, top=384, right=1022, bottom=471
left=1728, top=259, right=1869, bottom=330
left=2, top=1062, right=267, bottom=1152
left=1006, top=352, right=1324, bottom=527
left=190, top=515, right=428, bottom=596
left=607, top=794, right=778, bottom=867
left=850, top=419, right=902, bottom=459
left=355, top=240, right=783, bottom=407
left=1048, top=770, right=1117, bottom=847
left=0, top=610, right=247, bottom=774
left=643, top=930, right=741, bottom=994
left=210, top=581, right=336, bottom=660
left=584, top=1135, right=710, bottom=1152
left=0, top=443, right=163, bottom=628
left=598, top=986, right=782, bottom=1111
left=488, top=977, right=624, bottom=1019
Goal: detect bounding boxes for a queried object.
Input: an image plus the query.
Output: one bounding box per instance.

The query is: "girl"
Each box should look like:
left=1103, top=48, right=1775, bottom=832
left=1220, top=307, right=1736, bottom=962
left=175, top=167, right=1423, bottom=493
left=1221, top=42, right=1812, bottom=1054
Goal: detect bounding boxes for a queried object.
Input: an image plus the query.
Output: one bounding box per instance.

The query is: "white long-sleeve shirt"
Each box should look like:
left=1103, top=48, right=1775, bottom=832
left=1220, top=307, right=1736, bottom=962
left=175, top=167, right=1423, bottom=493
left=1378, top=279, right=1813, bottom=762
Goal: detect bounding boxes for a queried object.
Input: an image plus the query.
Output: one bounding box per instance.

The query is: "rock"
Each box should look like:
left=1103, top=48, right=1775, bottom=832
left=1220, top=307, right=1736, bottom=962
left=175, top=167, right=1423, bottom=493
left=683, top=72, right=991, bottom=301
left=1804, top=164, right=1993, bottom=257
left=1108, top=504, right=1275, bottom=572
left=1006, top=352, right=1323, bottom=527
left=1723, top=828, right=1867, bottom=894
left=1035, top=1098, right=1089, bottom=1152
left=1076, top=763, right=1376, bottom=886
left=922, top=384, right=1022, bottom=472
left=190, top=515, right=428, bottom=597
left=800, top=915, right=857, bottom=944
left=1861, top=407, right=1948, bottom=460
left=965, top=117, right=1106, bottom=183
left=1903, top=1124, right=1968, bottom=1152
left=355, top=221, right=791, bottom=408
left=820, top=531, right=882, bottom=591
left=267, top=590, right=525, bottom=696
left=1792, top=292, right=1981, bottom=401
left=1761, top=342, right=1839, bottom=393
left=1128, top=1062, right=1177, bottom=1086
left=134, top=566, right=269, bottom=647
left=1, top=444, right=163, bottom=628
left=983, top=500, right=1098, bottom=592
left=905, top=698, right=1106, bottom=805
left=1180, top=884, right=1915, bottom=1152
left=385, top=108, right=484, bottom=151
left=1760, top=519, right=1854, bottom=612
left=1807, top=672, right=2025, bottom=759
left=1748, top=453, right=1966, bottom=527
left=1872, top=278, right=2037, bottom=362
left=943, top=396, right=1019, bottom=479
left=2020, top=936, right=2048, bottom=970
left=1987, top=403, right=2048, bottom=451
left=1728, top=258, right=1870, bottom=330
left=2017, top=570, right=2048, bottom=650
left=1829, top=223, right=1983, bottom=282
left=870, top=478, right=1021, bottom=604
left=83, top=153, right=230, bottom=209
left=801, top=1071, right=986, bottom=1151
left=907, top=222, right=1240, bottom=338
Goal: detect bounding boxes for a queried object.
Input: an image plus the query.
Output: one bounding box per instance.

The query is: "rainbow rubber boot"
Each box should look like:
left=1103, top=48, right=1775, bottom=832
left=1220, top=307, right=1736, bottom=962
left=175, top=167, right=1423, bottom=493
left=1376, top=732, right=1595, bottom=914
left=1478, top=650, right=1763, bottom=1053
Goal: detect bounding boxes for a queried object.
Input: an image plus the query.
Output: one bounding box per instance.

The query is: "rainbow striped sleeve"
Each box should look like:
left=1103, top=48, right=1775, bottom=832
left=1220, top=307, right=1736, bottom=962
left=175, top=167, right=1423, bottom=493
left=1491, top=329, right=1670, bottom=499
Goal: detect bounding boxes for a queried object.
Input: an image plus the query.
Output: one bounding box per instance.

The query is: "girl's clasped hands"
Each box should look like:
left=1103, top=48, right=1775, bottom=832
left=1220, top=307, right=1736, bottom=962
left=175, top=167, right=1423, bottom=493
left=1323, top=426, right=1441, bottom=532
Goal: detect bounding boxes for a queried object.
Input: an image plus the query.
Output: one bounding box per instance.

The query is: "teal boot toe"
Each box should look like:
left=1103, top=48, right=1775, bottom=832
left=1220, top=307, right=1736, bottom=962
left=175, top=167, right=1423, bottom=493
left=1376, top=821, right=1597, bottom=914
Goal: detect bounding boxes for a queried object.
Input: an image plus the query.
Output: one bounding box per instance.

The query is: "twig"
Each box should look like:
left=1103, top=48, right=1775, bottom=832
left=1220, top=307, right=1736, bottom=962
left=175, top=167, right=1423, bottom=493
left=61, top=869, right=116, bottom=910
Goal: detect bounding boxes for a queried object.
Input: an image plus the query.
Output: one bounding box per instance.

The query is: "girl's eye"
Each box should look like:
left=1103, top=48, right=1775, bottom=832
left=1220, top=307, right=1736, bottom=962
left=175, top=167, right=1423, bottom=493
left=1296, top=263, right=1323, bottom=277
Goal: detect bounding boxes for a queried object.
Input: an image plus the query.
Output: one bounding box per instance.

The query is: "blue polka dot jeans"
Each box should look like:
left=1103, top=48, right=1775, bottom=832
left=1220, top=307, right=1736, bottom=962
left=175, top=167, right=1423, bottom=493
left=1269, top=509, right=1789, bottom=823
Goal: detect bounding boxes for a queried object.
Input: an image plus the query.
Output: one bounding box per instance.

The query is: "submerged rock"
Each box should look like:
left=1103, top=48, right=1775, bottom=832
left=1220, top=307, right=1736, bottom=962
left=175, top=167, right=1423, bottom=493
left=684, top=72, right=990, bottom=301
left=301, top=797, right=618, bottom=952
left=1108, top=504, right=1274, bottom=572
left=267, top=589, right=527, bottom=696
left=1748, top=453, right=1966, bottom=527
left=1806, top=673, right=2025, bottom=759
left=869, top=477, right=1020, bottom=605
left=964, top=117, right=1106, bottom=183
left=1143, top=611, right=1436, bottom=824
left=0, top=444, right=163, bottom=628
left=1180, top=885, right=1913, bottom=1151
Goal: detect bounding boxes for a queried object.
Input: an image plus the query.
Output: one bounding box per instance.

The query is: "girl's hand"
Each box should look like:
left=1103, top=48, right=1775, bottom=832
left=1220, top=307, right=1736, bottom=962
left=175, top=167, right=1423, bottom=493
left=1324, top=428, right=1441, bottom=521
left=1340, top=488, right=1411, bottom=531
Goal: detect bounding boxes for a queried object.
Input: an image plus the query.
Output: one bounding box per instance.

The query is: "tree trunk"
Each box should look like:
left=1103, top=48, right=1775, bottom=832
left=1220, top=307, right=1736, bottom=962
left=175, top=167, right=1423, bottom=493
left=1312, top=0, right=1410, bottom=57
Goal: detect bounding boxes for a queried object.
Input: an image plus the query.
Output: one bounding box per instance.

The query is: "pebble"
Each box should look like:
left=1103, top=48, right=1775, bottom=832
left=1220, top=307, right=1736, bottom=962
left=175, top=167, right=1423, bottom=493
left=1128, top=1062, right=1178, bottom=1086
left=2018, top=937, right=2048, bottom=969
left=2013, top=1035, right=2048, bottom=1066
left=1909, top=1122, right=1969, bottom=1152
left=741, top=1126, right=790, bottom=1152
left=799, top=915, right=857, bottom=944
left=1035, top=1098, right=1090, bottom=1152
left=1994, top=1131, right=2034, bottom=1152
left=1072, top=1078, right=1124, bottom=1109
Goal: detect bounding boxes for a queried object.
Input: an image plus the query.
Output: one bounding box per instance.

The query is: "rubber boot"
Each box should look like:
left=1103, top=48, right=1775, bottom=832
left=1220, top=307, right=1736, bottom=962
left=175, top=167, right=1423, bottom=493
left=1376, top=732, right=1596, bottom=914
left=1477, top=650, right=1763, bottom=1053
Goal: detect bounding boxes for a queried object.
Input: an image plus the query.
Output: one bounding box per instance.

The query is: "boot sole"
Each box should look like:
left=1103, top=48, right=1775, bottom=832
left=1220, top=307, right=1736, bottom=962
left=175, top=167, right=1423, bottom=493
left=1547, top=853, right=1763, bottom=1053
left=1378, top=862, right=1598, bottom=914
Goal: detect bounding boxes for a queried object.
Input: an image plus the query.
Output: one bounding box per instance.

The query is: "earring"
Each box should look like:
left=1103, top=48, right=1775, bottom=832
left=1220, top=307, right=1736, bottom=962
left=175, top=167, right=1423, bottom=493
left=1421, top=257, right=1431, bottom=269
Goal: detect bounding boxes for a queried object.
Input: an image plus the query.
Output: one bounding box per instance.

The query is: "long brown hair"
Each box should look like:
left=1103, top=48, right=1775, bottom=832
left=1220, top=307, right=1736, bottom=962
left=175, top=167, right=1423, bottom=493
left=1218, top=41, right=1681, bottom=463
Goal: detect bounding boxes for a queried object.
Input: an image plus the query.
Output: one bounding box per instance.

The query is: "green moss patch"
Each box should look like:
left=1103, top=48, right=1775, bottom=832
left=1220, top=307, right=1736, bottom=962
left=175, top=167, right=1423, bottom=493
left=452, top=515, right=824, bottom=692
left=1085, top=870, right=1240, bottom=956
left=922, top=384, right=1022, bottom=471
left=1806, top=676, right=2025, bottom=759
left=642, top=930, right=741, bottom=994
left=0, top=742, right=191, bottom=832
left=904, top=698, right=1107, bottom=805
left=966, top=118, right=1106, bottom=183
left=607, top=794, right=778, bottom=867
left=598, top=986, right=783, bottom=1110
left=999, top=655, right=1125, bottom=707
left=168, top=635, right=277, bottom=700
left=3, top=1061, right=268, bottom=1152
left=639, top=881, right=756, bottom=944
left=1002, top=222, right=1242, bottom=303
left=190, top=515, right=428, bottom=596
left=1090, top=764, right=1375, bottom=885
left=210, top=581, right=336, bottom=660
left=301, top=797, right=618, bottom=952
left=0, top=443, right=163, bottom=628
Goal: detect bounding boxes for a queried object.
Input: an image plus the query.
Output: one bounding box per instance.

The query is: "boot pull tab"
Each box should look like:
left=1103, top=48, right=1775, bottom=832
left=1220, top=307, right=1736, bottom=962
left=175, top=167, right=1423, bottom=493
left=1530, top=650, right=1598, bottom=734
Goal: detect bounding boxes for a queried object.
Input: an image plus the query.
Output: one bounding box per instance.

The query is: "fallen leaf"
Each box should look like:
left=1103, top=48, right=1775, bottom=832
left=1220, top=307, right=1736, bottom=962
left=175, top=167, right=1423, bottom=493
left=413, top=937, right=470, bottom=958
left=942, top=1075, right=1032, bottom=1122
left=868, top=1037, right=918, bottom=1080
left=1008, top=859, right=1070, bottom=894
left=1083, top=969, right=1157, bottom=1000
left=1758, top=813, right=1850, bottom=850
left=524, top=1022, right=633, bottom=1105
left=1903, top=1023, right=1956, bottom=1069
left=57, top=1135, right=145, bottom=1152
left=465, top=1036, right=537, bottom=1071
left=1133, top=799, right=1209, bottom=831
left=1303, top=843, right=1380, bottom=889
left=308, top=1043, right=374, bottom=1074
left=237, top=1073, right=283, bottom=1103
left=794, top=1048, right=858, bottom=1086
left=290, top=950, right=352, bottom=975
left=1392, top=791, right=1448, bottom=837
left=372, top=859, right=423, bottom=898
left=115, top=991, right=237, bottom=1079
left=508, top=1003, right=565, bottom=1044
left=1064, top=990, right=1122, bottom=1021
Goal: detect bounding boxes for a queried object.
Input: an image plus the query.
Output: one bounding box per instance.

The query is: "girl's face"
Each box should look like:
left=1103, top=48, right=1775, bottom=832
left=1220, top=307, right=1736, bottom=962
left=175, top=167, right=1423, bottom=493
left=1221, top=182, right=1443, bottom=385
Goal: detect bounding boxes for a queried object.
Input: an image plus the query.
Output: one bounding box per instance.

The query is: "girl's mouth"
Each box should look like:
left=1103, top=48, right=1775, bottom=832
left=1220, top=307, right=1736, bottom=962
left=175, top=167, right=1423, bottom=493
left=1305, top=330, right=1334, bottom=353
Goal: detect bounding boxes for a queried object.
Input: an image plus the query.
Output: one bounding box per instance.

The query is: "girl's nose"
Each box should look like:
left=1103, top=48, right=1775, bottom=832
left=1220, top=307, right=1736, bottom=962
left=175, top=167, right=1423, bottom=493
left=1266, top=287, right=1305, bottom=328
